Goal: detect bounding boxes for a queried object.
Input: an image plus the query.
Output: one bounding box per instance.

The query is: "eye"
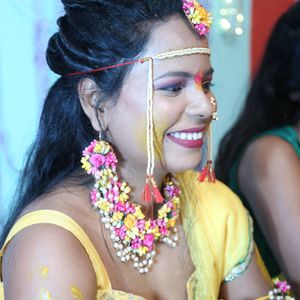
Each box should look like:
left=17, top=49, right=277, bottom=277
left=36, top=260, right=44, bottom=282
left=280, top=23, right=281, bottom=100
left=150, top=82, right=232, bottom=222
left=156, top=82, right=185, bottom=96
left=202, top=80, right=214, bottom=93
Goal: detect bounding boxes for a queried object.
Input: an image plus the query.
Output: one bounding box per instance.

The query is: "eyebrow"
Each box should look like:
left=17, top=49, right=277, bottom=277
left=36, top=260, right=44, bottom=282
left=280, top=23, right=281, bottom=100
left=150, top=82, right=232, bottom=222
left=154, top=68, right=214, bottom=81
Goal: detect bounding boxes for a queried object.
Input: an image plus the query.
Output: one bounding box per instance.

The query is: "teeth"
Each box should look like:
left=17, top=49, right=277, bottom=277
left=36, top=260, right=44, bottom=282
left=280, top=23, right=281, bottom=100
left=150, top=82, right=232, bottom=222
left=181, top=133, right=187, bottom=140
left=170, top=132, right=203, bottom=140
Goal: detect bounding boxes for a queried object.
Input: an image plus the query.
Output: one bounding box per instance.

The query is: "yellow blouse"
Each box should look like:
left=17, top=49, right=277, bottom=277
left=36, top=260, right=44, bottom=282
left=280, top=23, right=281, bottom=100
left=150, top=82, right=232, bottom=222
left=0, top=171, right=255, bottom=299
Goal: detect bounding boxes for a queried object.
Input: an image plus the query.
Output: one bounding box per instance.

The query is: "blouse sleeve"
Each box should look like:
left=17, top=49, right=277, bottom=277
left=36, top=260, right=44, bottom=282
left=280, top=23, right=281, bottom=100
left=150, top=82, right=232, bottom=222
left=213, top=181, right=254, bottom=283
left=223, top=212, right=254, bottom=282
left=189, top=178, right=255, bottom=283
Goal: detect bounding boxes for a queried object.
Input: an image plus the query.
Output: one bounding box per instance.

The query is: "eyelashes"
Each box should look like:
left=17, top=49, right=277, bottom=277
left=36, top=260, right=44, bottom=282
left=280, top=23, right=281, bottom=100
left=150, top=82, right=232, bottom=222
left=158, top=82, right=185, bottom=95
left=202, top=80, right=215, bottom=93
left=156, top=79, right=214, bottom=96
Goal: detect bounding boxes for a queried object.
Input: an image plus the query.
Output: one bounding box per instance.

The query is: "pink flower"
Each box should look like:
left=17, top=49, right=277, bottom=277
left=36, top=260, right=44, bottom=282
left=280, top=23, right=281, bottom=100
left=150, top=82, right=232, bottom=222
left=131, top=238, right=142, bottom=249
left=115, top=225, right=126, bottom=240
left=137, top=219, right=146, bottom=231
left=276, top=281, right=290, bottom=293
left=83, top=140, right=97, bottom=156
left=195, top=23, right=208, bottom=35
left=90, top=154, right=106, bottom=168
left=115, top=202, right=125, bottom=212
left=125, top=202, right=135, bottom=214
left=105, top=152, right=117, bottom=168
left=90, top=189, right=98, bottom=205
left=157, top=219, right=165, bottom=227
left=159, top=226, right=168, bottom=236
left=143, top=234, right=154, bottom=247
left=150, top=220, right=157, bottom=229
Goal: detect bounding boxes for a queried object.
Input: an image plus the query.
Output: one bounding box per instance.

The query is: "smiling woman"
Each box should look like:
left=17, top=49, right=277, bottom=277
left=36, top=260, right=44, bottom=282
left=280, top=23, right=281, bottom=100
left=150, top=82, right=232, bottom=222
left=0, top=0, right=288, bottom=299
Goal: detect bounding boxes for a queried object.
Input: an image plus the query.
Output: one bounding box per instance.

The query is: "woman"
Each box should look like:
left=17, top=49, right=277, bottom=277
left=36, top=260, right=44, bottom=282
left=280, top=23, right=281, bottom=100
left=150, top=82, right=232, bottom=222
left=216, top=2, right=300, bottom=297
left=0, top=0, right=284, bottom=299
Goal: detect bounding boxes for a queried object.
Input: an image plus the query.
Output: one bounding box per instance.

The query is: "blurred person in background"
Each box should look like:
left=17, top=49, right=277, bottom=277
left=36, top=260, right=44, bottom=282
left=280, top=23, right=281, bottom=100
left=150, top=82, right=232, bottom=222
left=216, top=2, right=300, bottom=297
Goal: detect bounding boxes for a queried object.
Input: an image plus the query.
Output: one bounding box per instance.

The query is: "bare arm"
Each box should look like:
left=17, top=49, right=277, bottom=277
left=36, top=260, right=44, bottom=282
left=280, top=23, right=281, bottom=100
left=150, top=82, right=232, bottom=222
left=238, top=136, right=300, bottom=296
left=2, top=223, right=98, bottom=300
left=219, top=251, right=271, bottom=300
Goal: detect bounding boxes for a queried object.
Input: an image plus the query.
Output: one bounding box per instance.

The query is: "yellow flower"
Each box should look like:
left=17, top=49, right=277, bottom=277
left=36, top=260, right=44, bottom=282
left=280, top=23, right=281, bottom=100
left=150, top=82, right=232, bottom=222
left=121, top=183, right=131, bottom=194
left=138, top=246, right=148, bottom=256
left=113, top=212, right=123, bottom=221
left=124, top=215, right=136, bottom=230
left=152, top=226, right=160, bottom=238
left=81, top=158, right=91, bottom=172
left=100, top=201, right=110, bottom=212
left=119, top=192, right=129, bottom=202
left=94, top=142, right=102, bottom=153
left=189, top=4, right=212, bottom=27
left=134, top=207, right=145, bottom=219
left=126, top=228, right=138, bottom=239
left=167, top=218, right=176, bottom=228
left=158, top=205, right=169, bottom=219
left=144, top=221, right=150, bottom=231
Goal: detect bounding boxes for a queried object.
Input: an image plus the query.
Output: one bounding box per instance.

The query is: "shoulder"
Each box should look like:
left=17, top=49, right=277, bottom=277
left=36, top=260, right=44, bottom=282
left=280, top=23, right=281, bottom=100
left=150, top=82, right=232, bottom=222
left=2, top=220, right=98, bottom=299
left=239, top=134, right=300, bottom=196
left=241, top=134, right=299, bottom=178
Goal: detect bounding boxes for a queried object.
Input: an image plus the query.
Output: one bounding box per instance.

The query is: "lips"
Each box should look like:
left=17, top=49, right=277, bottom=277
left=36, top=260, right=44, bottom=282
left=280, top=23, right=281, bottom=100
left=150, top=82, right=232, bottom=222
left=167, top=127, right=205, bottom=149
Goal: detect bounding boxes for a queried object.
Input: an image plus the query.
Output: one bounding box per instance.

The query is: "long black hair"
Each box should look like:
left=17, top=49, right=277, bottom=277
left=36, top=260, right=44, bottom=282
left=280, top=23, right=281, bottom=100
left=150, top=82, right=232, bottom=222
left=216, top=2, right=300, bottom=183
left=1, top=0, right=186, bottom=246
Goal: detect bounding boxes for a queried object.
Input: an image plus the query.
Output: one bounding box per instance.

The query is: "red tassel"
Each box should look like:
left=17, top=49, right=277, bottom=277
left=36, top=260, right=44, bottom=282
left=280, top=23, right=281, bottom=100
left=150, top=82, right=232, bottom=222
left=199, top=160, right=216, bottom=183
left=142, top=179, right=152, bottom=202
left=141, top=176, right=165, bottom=203
left=153, top=185, right=164, bottom=203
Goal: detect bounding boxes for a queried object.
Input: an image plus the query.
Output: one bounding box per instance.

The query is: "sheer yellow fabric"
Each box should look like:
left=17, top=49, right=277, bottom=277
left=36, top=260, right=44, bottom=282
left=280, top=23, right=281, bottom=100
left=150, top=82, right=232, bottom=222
left=0, top=171, right=255, bottom=299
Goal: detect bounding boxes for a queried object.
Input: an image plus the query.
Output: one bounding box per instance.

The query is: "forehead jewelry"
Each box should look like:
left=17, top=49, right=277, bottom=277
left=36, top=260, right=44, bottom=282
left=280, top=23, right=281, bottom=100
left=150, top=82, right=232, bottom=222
left=67, top=47, right=211, bottom=202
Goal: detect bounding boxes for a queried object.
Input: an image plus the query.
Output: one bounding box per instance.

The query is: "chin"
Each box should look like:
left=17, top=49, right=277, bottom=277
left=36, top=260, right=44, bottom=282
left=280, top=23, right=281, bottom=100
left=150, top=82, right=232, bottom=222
left=164, top=156, right=202, bottom=175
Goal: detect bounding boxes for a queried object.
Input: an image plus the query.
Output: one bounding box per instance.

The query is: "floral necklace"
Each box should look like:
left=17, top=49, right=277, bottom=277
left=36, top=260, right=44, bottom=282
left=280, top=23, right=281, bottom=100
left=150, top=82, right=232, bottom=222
left=81, top=140, right=181, bottom=274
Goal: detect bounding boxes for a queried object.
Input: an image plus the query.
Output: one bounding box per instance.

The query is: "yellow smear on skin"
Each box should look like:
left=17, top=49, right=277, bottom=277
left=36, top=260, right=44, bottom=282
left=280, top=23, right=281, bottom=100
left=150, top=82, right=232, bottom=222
left=135, top=116, right=166, bottom=169
left=153, top=121, right=166, bottom=169
left=39, top=288, right=57, bottom=300
left=40, top=266, right=49, bottom=279
left=70, top=285, right=84, bottom=299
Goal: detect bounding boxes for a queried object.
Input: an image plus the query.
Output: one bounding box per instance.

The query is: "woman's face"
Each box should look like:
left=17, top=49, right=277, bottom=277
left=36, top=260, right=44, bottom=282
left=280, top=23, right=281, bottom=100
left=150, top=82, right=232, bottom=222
left=105, top=16, right=215, bottom=175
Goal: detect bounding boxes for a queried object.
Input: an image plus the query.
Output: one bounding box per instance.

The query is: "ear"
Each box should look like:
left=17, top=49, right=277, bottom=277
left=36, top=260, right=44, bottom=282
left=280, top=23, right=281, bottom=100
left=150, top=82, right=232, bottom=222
left=78, top=78, right=108, bottom=132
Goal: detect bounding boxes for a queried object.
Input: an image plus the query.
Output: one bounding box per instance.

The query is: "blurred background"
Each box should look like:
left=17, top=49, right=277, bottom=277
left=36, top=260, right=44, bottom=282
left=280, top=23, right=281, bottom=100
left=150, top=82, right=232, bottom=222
left=0, top=0, right=295, bottom=226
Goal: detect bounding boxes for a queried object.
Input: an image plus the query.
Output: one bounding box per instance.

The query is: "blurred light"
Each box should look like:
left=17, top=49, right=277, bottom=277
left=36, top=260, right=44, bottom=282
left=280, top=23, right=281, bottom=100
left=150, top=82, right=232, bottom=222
left=219, top=9, right=228, bottom=16
left=220, top=18, right=232, bottom=30
left=225, top=0, right=233, bottom=3
left=229, top=8, right=237, bottom=14
left=235, top=27, right=243, bottom=35
left=236, top=13, right=244, bottom=22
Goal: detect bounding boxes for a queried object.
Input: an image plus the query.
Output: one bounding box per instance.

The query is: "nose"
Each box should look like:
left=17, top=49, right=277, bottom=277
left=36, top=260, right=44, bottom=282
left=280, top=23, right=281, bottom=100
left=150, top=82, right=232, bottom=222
left=185, top=90, right=215, bottom=121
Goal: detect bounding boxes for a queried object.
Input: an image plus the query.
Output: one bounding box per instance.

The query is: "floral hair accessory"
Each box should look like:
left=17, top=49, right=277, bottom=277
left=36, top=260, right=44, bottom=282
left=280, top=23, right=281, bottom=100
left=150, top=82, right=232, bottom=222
left=182, top=0, right=212, bottom=36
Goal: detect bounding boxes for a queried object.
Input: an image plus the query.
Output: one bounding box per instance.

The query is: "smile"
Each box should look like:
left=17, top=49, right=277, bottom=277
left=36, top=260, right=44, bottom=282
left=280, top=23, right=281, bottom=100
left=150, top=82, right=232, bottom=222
left=167, top=128, right=205, bottom=149
left=169, top=132, right=203, bottom=140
